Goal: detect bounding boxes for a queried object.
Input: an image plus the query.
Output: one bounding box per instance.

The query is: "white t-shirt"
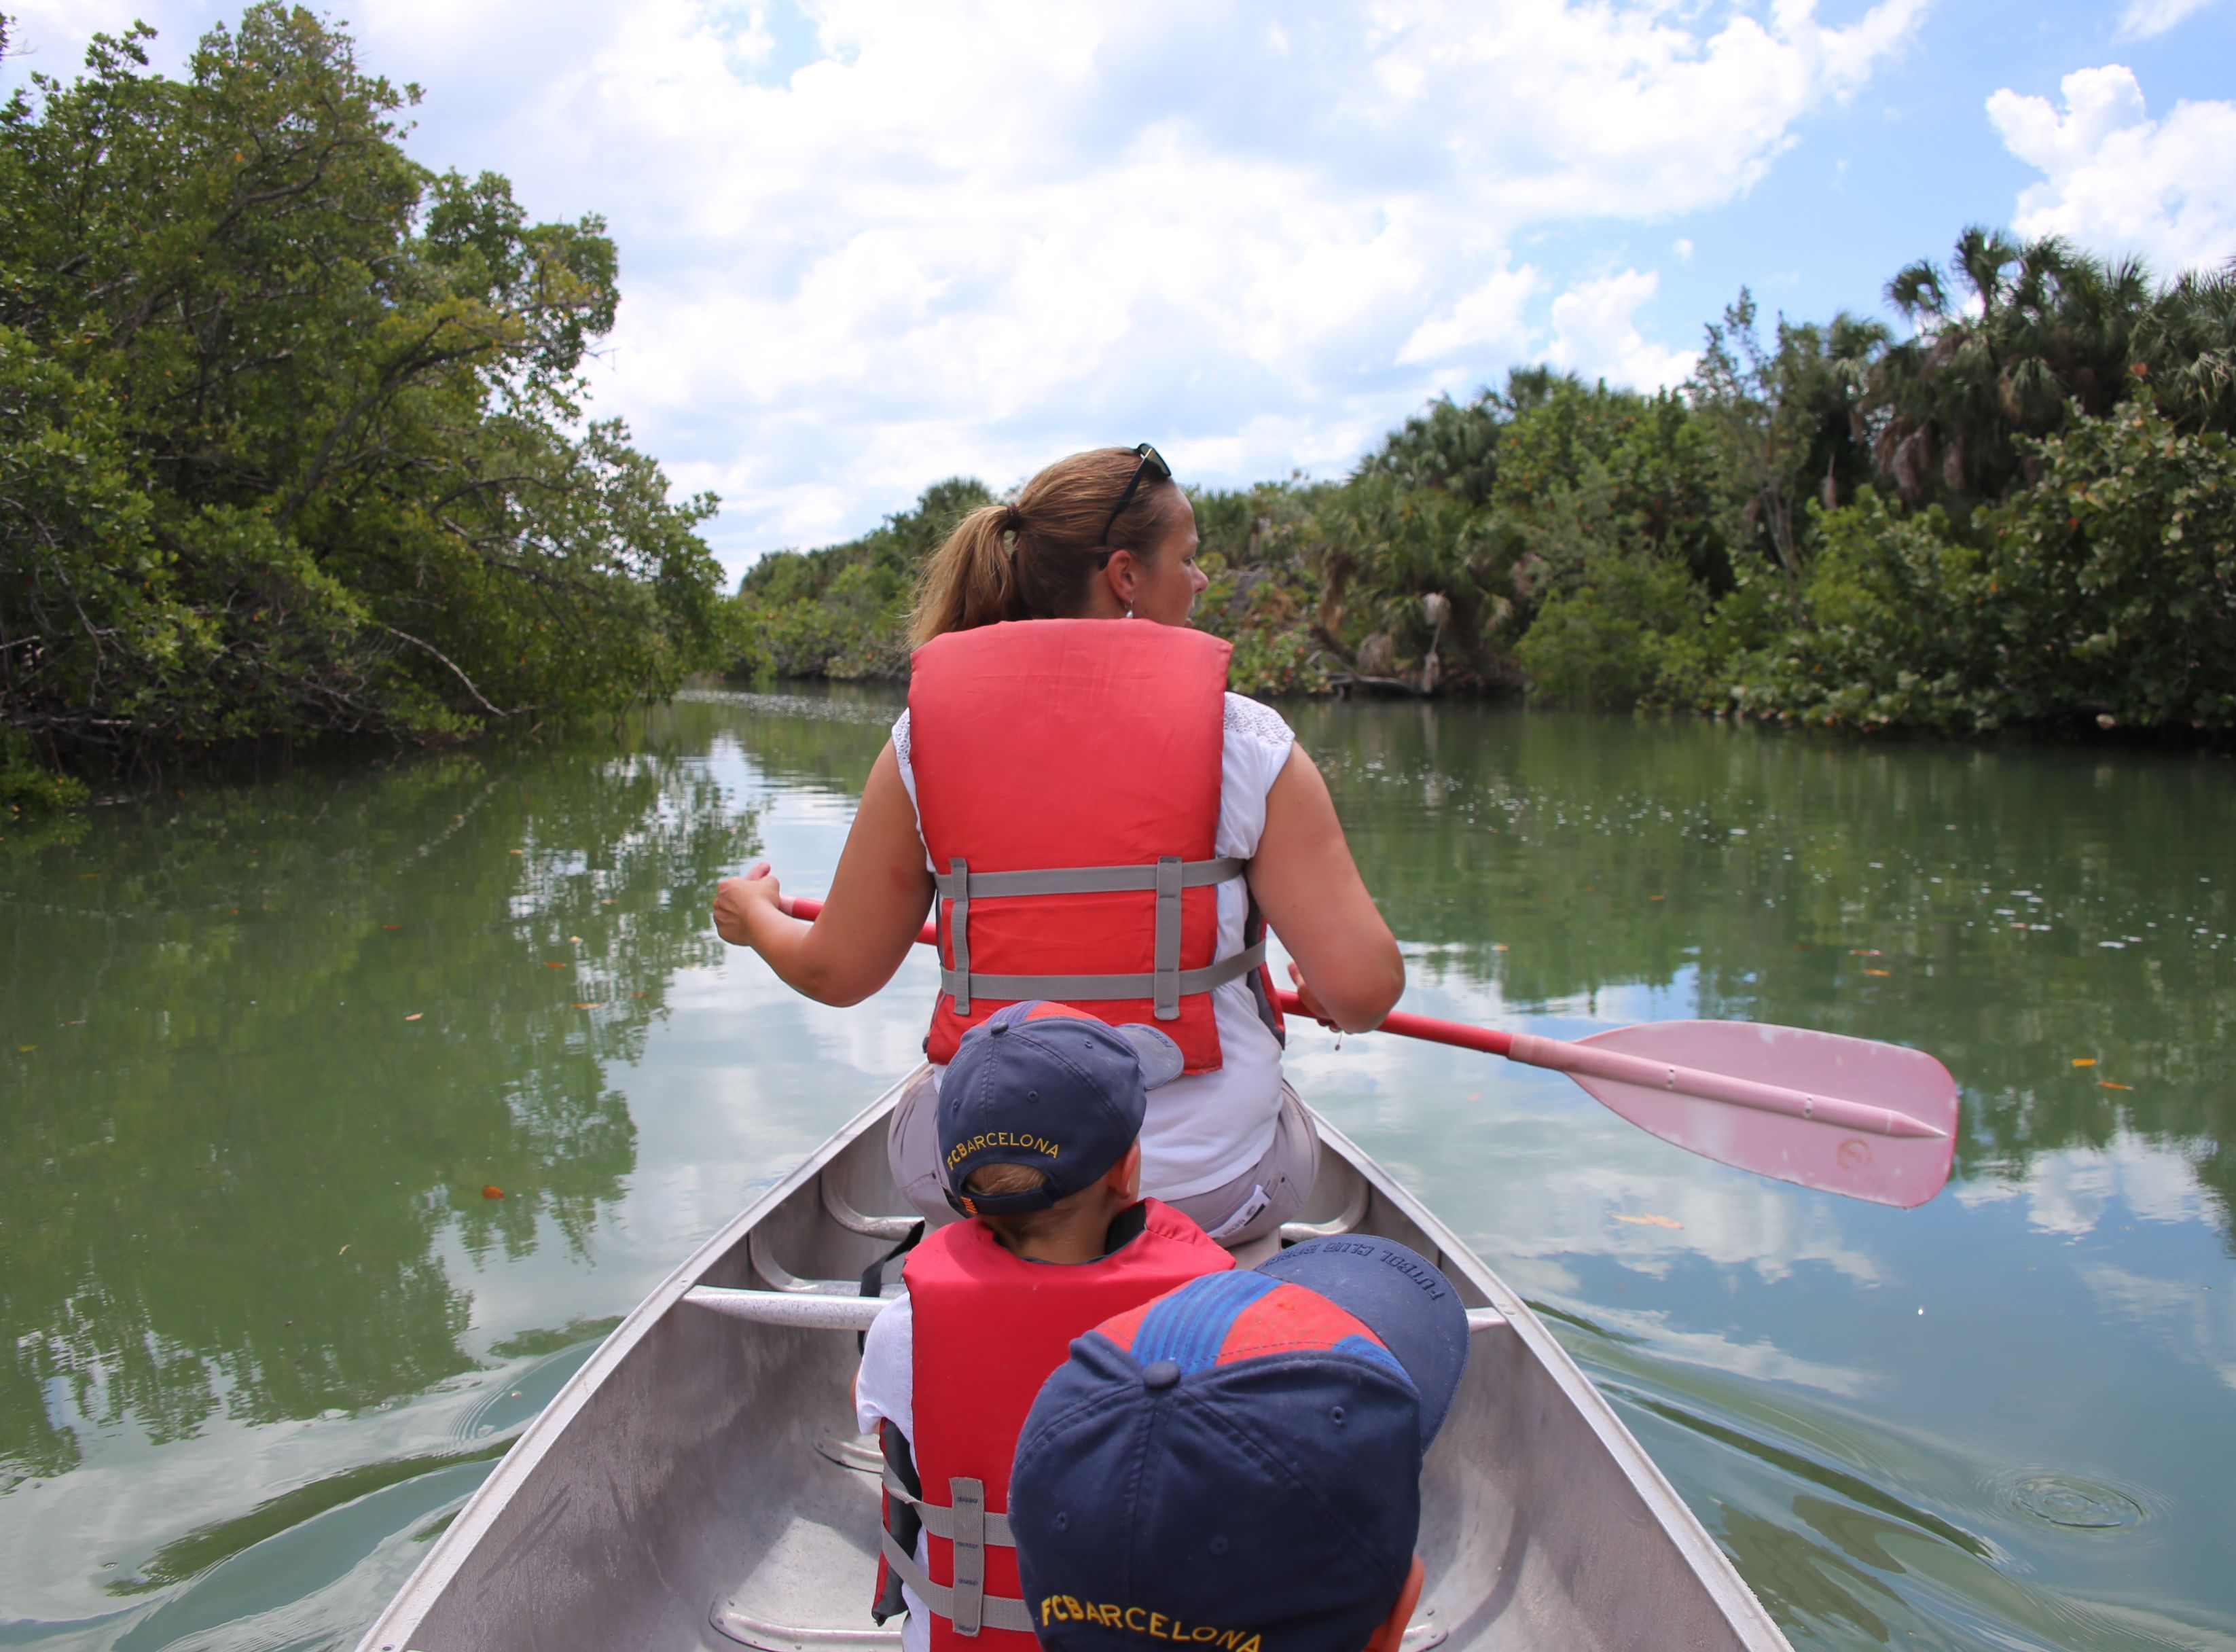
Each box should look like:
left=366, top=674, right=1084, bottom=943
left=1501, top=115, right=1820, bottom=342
left=854, top=1291, right=926, bottom=1652
left=892, top=692, right=1296, bottom=1201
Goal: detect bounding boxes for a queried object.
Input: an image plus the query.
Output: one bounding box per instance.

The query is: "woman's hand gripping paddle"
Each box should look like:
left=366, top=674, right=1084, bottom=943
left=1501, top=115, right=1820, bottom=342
left=776, top=896, right=1959, bottom=1208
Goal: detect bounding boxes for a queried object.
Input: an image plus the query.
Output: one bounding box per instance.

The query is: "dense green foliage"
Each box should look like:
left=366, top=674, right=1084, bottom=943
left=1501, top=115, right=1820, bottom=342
left=731, top=228, right=2236, bottom=736
left=0, top=7, right=723, bottom=805
left=729, top=478, right=992, bottom=680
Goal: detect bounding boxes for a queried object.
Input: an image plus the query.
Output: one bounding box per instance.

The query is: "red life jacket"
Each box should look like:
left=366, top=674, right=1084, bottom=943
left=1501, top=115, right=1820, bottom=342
left=873, top=1200, right=1231, bottom=1651
left=908, top=620, right=1275, bottom=1074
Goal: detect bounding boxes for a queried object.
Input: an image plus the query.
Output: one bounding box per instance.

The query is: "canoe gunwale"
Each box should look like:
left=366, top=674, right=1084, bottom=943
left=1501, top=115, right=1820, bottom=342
left=1305, top=1113, right=1789, bottom=1649
left=355, top=1077, right=912, bottom=1649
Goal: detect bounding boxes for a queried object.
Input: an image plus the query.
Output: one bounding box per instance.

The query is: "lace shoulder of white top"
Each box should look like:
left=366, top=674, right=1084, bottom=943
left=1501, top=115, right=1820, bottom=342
left=1222, top=692, right=1294, bottom=751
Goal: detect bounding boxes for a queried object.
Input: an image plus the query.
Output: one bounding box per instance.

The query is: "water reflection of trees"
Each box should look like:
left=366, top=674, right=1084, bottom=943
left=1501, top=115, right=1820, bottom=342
left=678, top=683, right=903, bottom=800
left=0, top=726, right=757, bottom=1486
left=1289, top=702, right=2236, bottom=1238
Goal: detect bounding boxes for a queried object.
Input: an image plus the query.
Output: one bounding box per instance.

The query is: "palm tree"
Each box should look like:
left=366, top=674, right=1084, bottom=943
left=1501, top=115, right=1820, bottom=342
left=2135, top=262, right=2236, bottom=433
left=1872, top=229, right=2157, bottom=503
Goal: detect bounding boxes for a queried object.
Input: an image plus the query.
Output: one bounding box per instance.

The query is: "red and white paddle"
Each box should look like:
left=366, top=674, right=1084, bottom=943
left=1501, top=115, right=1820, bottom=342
left=776, top=897, right=1959, bottom=1208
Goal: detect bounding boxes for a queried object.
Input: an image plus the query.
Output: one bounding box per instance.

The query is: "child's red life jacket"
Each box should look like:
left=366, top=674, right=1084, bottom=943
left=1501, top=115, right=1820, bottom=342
left=871, top=1200, right=1231, bottom=1649
left=907, top=619, right=1276, bottom=1075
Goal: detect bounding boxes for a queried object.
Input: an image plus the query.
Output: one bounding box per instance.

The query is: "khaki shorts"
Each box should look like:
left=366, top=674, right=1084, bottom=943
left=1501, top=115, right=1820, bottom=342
left=886, top=1068, right=1319, bottom=1250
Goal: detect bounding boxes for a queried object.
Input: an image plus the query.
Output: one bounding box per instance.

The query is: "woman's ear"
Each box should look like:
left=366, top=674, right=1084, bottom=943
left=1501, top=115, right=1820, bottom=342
left=1360, top=1558, right=1424, bottom=1652
left=1100, top=546, right=1139, bottom=608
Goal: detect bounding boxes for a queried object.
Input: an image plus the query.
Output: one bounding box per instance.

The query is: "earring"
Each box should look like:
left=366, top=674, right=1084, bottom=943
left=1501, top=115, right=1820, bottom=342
left=1124, top=601, right=1134, bottom=620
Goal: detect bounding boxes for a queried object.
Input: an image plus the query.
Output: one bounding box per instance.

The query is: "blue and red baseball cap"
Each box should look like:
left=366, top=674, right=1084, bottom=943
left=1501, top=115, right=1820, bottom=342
left=1009, top=1240, right=1468, bottom=1652
left=938, top=1001, right=1185, bottom=1216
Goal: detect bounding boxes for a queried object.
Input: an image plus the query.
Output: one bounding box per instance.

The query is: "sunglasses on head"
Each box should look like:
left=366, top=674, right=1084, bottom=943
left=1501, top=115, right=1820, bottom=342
left=1096, top=443, right=1172, bottom=562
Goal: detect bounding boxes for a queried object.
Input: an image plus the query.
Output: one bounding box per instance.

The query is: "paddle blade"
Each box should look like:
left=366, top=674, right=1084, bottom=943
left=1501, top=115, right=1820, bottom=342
left=1567, top=1020, right=1958, bottom=1208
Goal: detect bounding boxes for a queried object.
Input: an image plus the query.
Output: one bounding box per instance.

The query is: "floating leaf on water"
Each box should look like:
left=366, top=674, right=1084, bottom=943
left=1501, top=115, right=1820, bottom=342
left=1648, top=895, right=1665, bottom=901
left=509, top=849, right=523, bottom=855
left=2071, top=1057, right=2097, bottom=1067
left=382, top=924, right=401, bottom=930
left=569, top=935, right=581, bottom=944
left=482, top=1185, right=504, bottom=1200
left=1614, top=1213, right=1682, bottom=1229
left=573, top=1002, right=598, bottom=1009
left=17, top=1045, right=33, bottom=1053
left=2098, top=1080, right=2131, bottom=1090
left=1492, top=944, right=1509, bottom=952
left=403, top=1012, right=423, bottom=1022
left=1851, top=948, right=1883, bottom=956
left=338, top=1244, right=349, bottom=1255
left=543, top=961, right=566, bottom=969
left=79, top=873, right=101, bottom=879
left=1864, top=968, right=1892, bottom=977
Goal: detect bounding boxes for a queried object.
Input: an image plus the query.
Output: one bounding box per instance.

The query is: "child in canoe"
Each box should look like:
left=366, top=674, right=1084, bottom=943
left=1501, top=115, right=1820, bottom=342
left=853, top=1001, right=1233, bottom=1652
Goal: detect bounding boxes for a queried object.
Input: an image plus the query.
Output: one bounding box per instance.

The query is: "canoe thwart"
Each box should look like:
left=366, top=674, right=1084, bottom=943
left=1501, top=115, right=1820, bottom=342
left=686, top=1287, right=888, bottom=1330
left=712, top=1600, right=903, bottom=1652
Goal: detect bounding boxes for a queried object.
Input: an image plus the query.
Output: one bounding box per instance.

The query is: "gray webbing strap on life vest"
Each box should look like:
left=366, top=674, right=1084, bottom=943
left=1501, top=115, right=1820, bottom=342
left=882, top=1464, right=1017, bottom=1545
left=937, top=855, right=1256, bottom=1022
left=880, top=1471, right=1034, bottom=1635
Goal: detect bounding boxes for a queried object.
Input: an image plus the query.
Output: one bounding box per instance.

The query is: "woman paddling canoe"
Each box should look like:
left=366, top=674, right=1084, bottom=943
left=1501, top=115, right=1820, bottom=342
left=714, top=444, right=1403, bottom=1249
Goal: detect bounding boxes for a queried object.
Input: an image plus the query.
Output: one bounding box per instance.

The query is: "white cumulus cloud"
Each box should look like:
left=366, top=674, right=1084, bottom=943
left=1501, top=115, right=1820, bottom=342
left=1989, top=65, right=2236, bottom=279
left=5, top=0, right=1927, bottom=570
left=1549, top=270, right=1697, bottom=391
left=2114, top=0, right=2225, bottom=40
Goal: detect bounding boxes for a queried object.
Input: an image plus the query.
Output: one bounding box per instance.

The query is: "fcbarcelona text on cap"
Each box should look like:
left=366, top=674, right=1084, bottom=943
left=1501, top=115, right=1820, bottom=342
left=945, top=1130, right=1062, bottom=1170
left=1038, top=1596, right=1261, bottom=1652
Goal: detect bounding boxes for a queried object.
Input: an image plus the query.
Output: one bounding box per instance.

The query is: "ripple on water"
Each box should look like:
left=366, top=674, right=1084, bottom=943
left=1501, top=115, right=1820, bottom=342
left=1996, top=1470, right=2153, bottom=1532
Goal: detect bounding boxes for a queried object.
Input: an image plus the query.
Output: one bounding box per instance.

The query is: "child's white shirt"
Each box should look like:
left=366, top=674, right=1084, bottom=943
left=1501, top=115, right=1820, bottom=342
left=854, top=1290, right=926, bottom=1652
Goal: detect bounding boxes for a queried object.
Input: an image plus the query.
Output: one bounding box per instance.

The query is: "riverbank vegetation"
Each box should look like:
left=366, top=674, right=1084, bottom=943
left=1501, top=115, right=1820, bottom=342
left=0, top=7, right=725, bottom=808
left=732, top=232, right=2235, bottom=737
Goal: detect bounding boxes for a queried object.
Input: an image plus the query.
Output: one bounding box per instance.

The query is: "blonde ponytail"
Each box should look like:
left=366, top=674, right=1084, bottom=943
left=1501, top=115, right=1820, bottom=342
left=910, top=503, right=1022, bottom=646
left=909, top=448, right=1184, bottom=648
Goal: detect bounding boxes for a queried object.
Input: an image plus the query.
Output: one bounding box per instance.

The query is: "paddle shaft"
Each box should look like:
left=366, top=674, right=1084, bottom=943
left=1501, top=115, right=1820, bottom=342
left=774, top=894, right=1944, bottom=1143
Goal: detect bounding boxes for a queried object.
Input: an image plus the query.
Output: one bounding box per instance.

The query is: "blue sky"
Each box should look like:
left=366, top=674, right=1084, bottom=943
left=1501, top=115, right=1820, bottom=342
left=7, top=0, right=2233, bottom=579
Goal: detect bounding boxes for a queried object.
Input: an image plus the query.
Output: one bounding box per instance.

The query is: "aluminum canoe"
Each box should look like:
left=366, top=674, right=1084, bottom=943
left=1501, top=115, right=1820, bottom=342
left=357, top=1073, right=1793, bottom=1652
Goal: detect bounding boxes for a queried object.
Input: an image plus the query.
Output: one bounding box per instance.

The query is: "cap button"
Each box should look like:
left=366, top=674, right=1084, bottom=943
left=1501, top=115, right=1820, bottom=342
left=989, top=1023, right=1008, bottom=1037
left=1142, top=1359, right=1181, bottom=1390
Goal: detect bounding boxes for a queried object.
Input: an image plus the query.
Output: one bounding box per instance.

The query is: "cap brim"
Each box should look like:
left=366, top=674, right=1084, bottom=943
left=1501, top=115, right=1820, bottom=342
left=1252, top=1236, right=1469, bottom=1446
left=1105, top=1023, right=1185, bottom=1089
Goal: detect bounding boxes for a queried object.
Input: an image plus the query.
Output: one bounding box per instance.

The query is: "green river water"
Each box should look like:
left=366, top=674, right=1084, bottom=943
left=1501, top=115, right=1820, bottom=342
left=3, top=686, right=2233, bottom=1650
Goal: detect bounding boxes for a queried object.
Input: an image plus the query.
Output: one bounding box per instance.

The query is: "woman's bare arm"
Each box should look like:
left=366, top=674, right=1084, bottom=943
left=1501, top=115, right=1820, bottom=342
left=712, top=740, right=935, bottom=1006
left=1247, top=743, right=1404, bottom=1032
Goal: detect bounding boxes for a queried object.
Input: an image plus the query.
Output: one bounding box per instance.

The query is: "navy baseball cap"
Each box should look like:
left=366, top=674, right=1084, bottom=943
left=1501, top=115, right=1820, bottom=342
left=939, top=1001, right=1185, bottom=1217
left=1009, top=1242, right=1469, bottom=1652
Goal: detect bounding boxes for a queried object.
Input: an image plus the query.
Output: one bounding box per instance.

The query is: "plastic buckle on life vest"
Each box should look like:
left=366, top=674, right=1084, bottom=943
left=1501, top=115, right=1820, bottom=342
left=950, top=1475, right=987, bottom=1635
left=1152, top=855, right=1183, bottom=1021
left=948, top=857, right=972, bottom=1016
